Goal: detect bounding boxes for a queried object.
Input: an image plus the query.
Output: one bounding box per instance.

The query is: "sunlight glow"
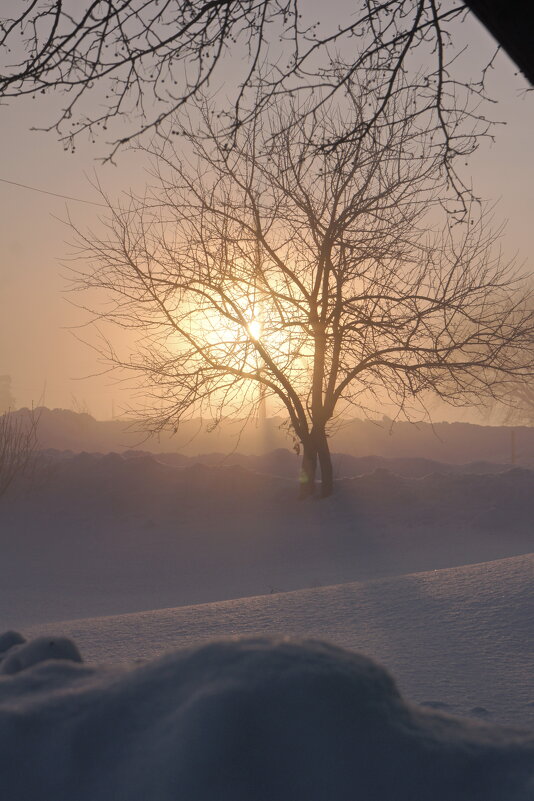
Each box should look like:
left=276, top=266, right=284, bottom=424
left=167, top=281, right=314, bottom=419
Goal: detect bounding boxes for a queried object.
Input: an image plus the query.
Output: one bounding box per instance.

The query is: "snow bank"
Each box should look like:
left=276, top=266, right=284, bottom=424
left=0, top=636, right=533, bottom=801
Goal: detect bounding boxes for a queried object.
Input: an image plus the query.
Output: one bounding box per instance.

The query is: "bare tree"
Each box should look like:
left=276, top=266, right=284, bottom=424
left=70, top=90, right=534, bottom=497
left=491, top=378, right=534, bottom=426
left=0, top=0, right=507, bottom=212
left=0, top=408, right=39, bottom=498
left=0, top=375, right=15, bottom=414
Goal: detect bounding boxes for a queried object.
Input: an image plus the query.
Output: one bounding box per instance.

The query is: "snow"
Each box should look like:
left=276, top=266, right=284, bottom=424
left=2, top=441, right=533, bottom=797
left=0, top=635, right=533, bottom=801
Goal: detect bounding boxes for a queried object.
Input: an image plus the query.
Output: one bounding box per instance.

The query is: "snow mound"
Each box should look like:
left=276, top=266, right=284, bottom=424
left=0, top=636, right=82, bottom=675
left=0, top=636, right=533, bottom=801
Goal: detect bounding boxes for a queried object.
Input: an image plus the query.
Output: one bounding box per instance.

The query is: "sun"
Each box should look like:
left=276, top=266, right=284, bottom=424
left=247, top=319, right=262, bottom=340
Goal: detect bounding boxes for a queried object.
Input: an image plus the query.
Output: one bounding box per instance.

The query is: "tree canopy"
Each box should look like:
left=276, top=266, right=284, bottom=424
left=71, top=90, right=534, bottom=495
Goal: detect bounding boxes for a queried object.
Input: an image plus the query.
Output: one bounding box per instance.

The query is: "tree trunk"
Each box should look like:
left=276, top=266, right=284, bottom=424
left=299, top=426, right=333, bottom=499
left=299, top=436, right=317, bottom=498
left=316, top=427, right=333, bottom=498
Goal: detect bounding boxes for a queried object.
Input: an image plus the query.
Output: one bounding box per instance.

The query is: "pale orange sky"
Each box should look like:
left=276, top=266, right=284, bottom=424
left=0, top=4, right=532, bottom=421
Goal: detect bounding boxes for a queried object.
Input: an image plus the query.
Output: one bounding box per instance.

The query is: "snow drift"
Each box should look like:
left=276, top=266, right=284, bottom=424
left=27, top=553, right=534, bottom=730
left=0, top=635, right=533, bottom=801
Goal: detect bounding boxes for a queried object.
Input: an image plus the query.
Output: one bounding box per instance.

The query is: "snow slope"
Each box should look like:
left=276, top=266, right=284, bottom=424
left=0, top=636, right=533, bottom=801
left=27, top=553, right=534, bottom=730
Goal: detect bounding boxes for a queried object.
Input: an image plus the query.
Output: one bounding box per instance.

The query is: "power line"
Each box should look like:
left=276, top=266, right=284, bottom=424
left=0, top=176, right=109, bottom=207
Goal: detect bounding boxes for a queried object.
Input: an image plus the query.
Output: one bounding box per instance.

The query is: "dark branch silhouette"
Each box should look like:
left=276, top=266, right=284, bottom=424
left=0, top=1, right=507, bottom=213
left=0, top=408, right=39, bottom=498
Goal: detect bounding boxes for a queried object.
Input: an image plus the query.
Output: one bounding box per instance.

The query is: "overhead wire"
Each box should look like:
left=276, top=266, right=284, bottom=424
left=0, top=176, right=109, bottom=207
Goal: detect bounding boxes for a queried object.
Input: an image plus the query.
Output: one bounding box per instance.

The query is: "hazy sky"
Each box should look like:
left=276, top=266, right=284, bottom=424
left=0, top=3, right=532, bottom=420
